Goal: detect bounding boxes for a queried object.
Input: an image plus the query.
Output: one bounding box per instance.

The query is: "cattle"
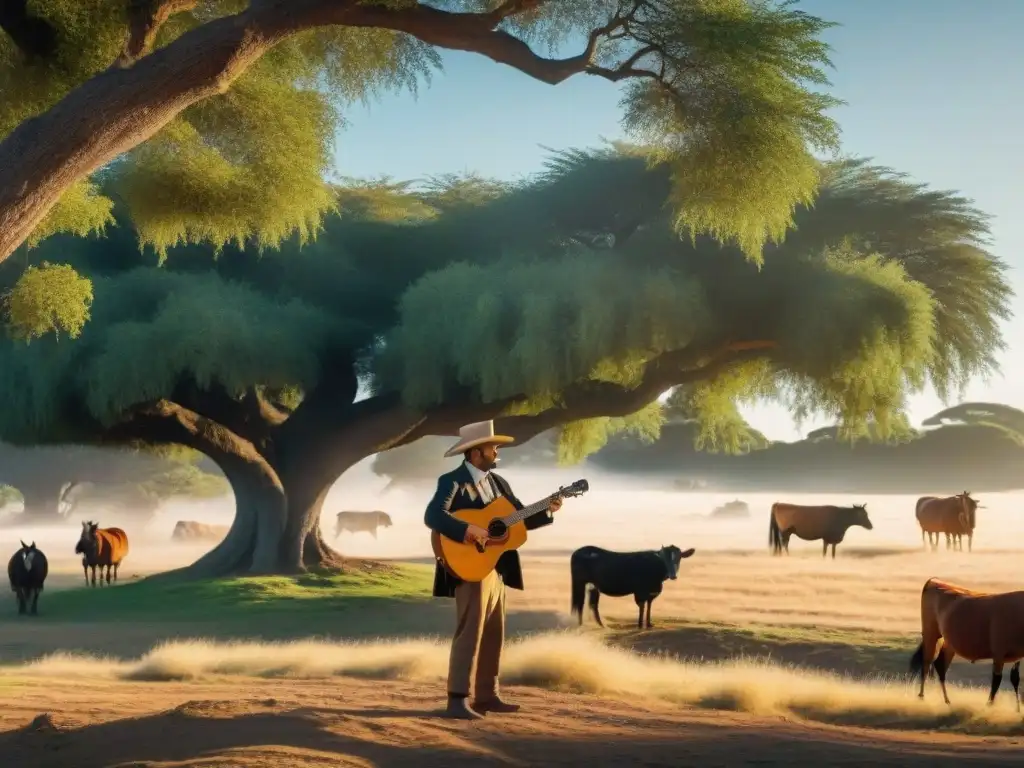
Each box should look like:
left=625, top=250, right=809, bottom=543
left=915, top=492, right=978, bottom=552
left=570, top=545, right=696, bottom=629
left=7, top=541, right=48, bottom=615
left=910, top=578, right=1024, bottom=709
left=75, top=521, right=130, bottom=587
left=769, top=502, right=873, bottom=559
left=334, top=510, right=393, bottom=539
left=171, top=520, right=230, bottom=543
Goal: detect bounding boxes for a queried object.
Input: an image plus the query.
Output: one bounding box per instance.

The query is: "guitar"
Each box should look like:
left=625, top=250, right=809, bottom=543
left=431, top=479, right=590, bottom=582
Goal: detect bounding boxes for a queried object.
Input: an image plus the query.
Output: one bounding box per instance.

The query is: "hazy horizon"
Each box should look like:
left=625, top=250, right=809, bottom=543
left=5, top=459, right=1018, bottom=587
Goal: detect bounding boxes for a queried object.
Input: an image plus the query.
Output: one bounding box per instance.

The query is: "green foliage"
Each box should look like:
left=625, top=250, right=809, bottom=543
left=26, top=179, right=114, bottom=247
left=0, top=149, right=1010, bottom=472
left=115, top=73, right=338, bottom=258
left=2, top=4, right=439, bottom=254
left=0, top=484, right=21, bottom=509
left=0, top=267, right=354, bottom=440
left=380, top=249, right=711, bottom=409
left=555, top=401, right=665, bottom=465
left=137, top=463, right=230, bottom=501
left=616, top=0, right=841, bottom=259
left=805, top=416, right=919, bottom=446
left=3, top=262, right=93, bottom=340
left=379, top=150, right=1007, bottom=453
left=1, top=0, right=839, bottom=270
left=333, top=178, right=440, bottom=223
left=798, top=159, right=1012, bottom=401
left=666, top=364, right=774, bottom=454
left=81, top=271, right=353, bottom=427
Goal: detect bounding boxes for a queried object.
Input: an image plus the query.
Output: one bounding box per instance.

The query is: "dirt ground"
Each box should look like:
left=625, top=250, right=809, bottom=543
left=2, top=676, right=1023, bottom=767
left=3, top=550, right=1024, bottom=765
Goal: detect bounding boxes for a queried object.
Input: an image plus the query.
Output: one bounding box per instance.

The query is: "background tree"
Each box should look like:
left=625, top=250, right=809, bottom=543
left=0, top=150, right=1010, bottom=577
left=0, top=484, right=19, bottom=513
left=0, top=442, right=228, bottom=522
left=590, top=401, right=1024, bottom=493
left=0, top=0, right=842, bottom=321
left=920, top=402, right=1024, bottom=445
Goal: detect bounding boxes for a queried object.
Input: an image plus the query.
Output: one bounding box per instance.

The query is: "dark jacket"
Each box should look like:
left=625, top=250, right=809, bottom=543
left=424, top=462, right=554, bottom=598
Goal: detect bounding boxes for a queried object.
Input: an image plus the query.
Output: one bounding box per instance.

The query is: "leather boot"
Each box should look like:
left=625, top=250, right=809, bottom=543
left=442, top=695, right=483, bottom=720
left=472, top=696, right=521, bottom=714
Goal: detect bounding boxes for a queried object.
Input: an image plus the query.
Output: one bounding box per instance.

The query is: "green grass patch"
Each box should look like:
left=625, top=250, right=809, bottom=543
left=24, top=564, right=434, bottom=623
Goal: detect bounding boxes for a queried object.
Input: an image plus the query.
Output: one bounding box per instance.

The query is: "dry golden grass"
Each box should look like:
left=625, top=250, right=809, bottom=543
left=4, top=483, right=1024, bottom=764
left=6, top=632, right=1023, bottom=736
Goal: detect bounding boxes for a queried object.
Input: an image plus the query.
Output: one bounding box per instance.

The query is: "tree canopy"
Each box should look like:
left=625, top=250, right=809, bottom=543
left=0, top=0, right=844, bottom=317
left=0, top=147, right=1010, bottom=574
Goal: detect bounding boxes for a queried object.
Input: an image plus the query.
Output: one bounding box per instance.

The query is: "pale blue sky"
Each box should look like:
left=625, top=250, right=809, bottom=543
left=334, top=1, right=1024, bottom=442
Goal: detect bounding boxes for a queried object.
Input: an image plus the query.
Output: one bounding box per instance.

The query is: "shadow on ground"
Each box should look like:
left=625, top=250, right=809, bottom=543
left=1, top=702, right=1018, bottom=767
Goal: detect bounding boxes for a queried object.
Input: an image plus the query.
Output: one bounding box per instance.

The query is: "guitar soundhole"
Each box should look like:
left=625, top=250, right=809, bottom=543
left=487, top=519, right=507, bottom=538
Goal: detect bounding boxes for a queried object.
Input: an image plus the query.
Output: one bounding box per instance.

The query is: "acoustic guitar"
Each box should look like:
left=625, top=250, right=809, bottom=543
left=431, top=479, right=590, bottom=582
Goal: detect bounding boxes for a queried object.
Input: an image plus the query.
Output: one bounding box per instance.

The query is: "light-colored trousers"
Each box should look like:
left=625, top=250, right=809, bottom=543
left=448, top=570, right=506, bottom=699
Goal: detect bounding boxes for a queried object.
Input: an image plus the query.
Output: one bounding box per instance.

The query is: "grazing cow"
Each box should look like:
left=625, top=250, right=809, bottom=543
left=171, top=520, right=230, bottom=543
left=334, top=510, right=393, bottom=539
left=75, top=521, right=130, bottom=587
left=570, top=545, right=696, bottom=629
left=769, top=502, right=873, bottom=559
left=915, top=492, right=978, bottom=552
left=7, top=541, right=48, bottom=615
left=910, top=577, right=1024, bottom=709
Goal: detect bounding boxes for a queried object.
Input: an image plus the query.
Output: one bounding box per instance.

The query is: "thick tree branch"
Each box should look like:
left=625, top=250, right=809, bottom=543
left=0, top=0, right=661, bottom=261
left=170, top=378, right=276, bottom=452
left=118, top=0, right=198, bottom=65
left=398, top=340, right=777, bottom=447
left=496, top=341, right=776, bottom=443
left=106, top=399, right=273, bottom=471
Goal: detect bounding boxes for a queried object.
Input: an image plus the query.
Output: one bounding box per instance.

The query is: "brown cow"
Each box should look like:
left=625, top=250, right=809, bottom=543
left=74, top=521, right=129, bottom=587
left=171, top=520, right=230, bottom=543
left=334, top=510, right=393, bottom=539
left=769, top=502, right=873, bottom=559
left=915, top=492, right=978, bottom=552
left=910, top=578, right=1024, bottom=708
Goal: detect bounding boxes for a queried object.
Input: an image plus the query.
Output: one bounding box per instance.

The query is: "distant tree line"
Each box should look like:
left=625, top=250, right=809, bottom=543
left=589, top=402, right=1024, bottom=493
left=0, top=443, right=228, bottom=523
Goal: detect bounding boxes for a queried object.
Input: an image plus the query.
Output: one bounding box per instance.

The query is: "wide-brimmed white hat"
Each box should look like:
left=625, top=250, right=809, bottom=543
left=443, top=420, right=515, bottom=458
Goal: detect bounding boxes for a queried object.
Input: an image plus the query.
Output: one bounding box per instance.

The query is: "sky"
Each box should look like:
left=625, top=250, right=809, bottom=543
left=333, top=0, right=1024, bottom=442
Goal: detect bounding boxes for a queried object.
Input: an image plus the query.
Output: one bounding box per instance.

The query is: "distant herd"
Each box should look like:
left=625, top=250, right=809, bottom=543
left=6, top=491, right=1016, bottom=710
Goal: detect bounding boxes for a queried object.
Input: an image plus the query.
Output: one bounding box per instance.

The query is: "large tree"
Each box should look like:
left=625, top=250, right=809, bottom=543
left=0, top=150, right=1010, bottom=576
left=0, top=0, right=841, bottom=308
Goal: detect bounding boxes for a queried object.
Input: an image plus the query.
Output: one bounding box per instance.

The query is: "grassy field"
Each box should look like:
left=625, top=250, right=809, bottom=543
left=0, top=562, right=936, bottom=686
left=26, top=562, right=434, bottom=622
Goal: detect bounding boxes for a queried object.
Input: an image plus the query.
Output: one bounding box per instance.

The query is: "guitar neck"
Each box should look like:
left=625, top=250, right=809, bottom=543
left=503, top=494, right=558, bottom=526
